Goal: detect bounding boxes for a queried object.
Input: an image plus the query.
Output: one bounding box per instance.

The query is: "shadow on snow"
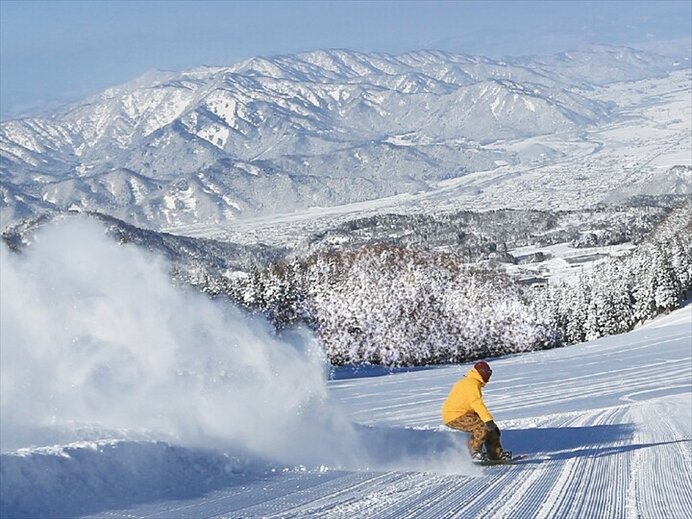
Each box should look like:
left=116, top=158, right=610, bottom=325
left=501, top=425, right=691, bottom=462
left=328, top=364, right=445, bottom=380
left=0, top=441, right=279, bottom=519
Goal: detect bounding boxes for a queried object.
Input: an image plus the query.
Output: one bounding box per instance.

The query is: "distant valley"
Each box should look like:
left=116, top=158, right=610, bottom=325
left=1, top=45, right=689, bottom=235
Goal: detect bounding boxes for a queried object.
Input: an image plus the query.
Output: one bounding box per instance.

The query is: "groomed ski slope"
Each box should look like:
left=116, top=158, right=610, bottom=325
left=2, top=307, right=691, bottom=519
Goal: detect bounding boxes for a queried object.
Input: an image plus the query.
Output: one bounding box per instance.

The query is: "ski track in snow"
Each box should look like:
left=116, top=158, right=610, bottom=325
left=3, top=309, right=691, bottom=519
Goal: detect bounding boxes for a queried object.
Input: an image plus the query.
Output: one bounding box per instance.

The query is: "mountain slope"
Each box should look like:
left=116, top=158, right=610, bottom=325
left=2, top=306, right=690, bottom=518
left=0, top=45, right=684, bottom=230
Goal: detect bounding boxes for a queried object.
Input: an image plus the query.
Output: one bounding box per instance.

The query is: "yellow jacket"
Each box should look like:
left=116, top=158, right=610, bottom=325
left=441, top=368, right=494, bottom=424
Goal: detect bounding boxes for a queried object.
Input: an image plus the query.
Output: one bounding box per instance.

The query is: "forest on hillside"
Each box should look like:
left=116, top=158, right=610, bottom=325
left=3, top=196, right=690, bottom=367
left=303, top=195, right=683, bottom=262
left=203, top=197, right=692, bottom=366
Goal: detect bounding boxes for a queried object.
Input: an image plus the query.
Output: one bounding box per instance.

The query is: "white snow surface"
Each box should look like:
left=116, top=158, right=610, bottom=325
left=1, top=221, right=690, bottom=518
left=2, top=311, right=690, bottom=518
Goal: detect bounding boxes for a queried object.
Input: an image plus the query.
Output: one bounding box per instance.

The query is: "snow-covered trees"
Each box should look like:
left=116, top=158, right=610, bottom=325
left=307, top=246, right=541, bottom=365
left=534, top=198, right=692, bottom=345
left=225, top=244, right=557, bottom=366
left=203, top=197, right=691, bottom=367
left=4, top=199, right=688, bottom=369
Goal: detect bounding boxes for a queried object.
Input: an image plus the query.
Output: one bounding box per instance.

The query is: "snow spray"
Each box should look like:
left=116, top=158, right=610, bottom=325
left=0, top=217, right=472, bottom=473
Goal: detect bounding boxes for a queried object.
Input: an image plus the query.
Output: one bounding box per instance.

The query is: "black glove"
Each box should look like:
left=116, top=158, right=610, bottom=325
left=485, top=420, right=498, bottom=432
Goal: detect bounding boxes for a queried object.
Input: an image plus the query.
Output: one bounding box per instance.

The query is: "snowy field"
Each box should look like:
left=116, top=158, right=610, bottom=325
left=2, top=288, right=690, bottom=518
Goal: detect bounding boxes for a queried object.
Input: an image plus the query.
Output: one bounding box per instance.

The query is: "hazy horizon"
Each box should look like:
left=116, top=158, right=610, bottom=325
left=1, top=0, right=691, bottom=119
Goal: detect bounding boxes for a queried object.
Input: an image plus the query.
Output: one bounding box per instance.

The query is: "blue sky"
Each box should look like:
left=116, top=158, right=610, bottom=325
left=1, top=0, right=690, bottom=119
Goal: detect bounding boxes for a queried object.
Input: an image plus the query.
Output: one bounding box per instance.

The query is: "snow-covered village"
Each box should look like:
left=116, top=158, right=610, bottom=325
left=1, top=1, right=691, bottom=518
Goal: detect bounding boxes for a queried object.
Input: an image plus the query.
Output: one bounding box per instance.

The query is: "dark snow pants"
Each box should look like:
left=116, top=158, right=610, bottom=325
left=445, top=412, right=503, bottom=459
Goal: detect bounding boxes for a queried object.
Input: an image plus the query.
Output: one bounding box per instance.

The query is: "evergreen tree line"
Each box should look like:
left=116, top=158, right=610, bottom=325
left=205, top=245, right=559, bottom=366
left=534, top=201, right=692, bottom=344
left=202, top=199, right=691, bottom=367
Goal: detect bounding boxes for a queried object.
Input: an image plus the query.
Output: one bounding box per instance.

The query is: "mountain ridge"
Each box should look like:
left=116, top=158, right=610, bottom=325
left=0, top=45, right=686, bottom=231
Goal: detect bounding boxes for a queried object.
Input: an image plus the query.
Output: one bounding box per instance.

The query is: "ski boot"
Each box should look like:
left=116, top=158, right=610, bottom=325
left=497, top=450, right=513, bottom=461
left=471, top=451, right=488, bottom=462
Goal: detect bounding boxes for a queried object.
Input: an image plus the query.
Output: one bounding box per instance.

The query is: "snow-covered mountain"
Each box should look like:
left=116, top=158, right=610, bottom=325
left=1, top=45, right=683, bottom=231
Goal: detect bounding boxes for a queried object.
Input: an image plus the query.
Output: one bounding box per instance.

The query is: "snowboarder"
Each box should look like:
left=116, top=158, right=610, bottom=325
left=442, top=361, right=512, bottom=462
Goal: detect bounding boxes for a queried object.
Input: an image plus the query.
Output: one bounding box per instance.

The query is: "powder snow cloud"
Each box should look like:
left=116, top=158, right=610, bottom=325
left=0, top=216, right=472, bottom=474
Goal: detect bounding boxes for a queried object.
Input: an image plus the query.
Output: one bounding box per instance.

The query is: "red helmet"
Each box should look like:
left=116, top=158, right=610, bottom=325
left=474, top=361, right=492, bottom=382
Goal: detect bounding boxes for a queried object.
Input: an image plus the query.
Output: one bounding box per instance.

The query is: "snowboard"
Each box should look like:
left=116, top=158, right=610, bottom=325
left=473, top=453, right=529, bottom=466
